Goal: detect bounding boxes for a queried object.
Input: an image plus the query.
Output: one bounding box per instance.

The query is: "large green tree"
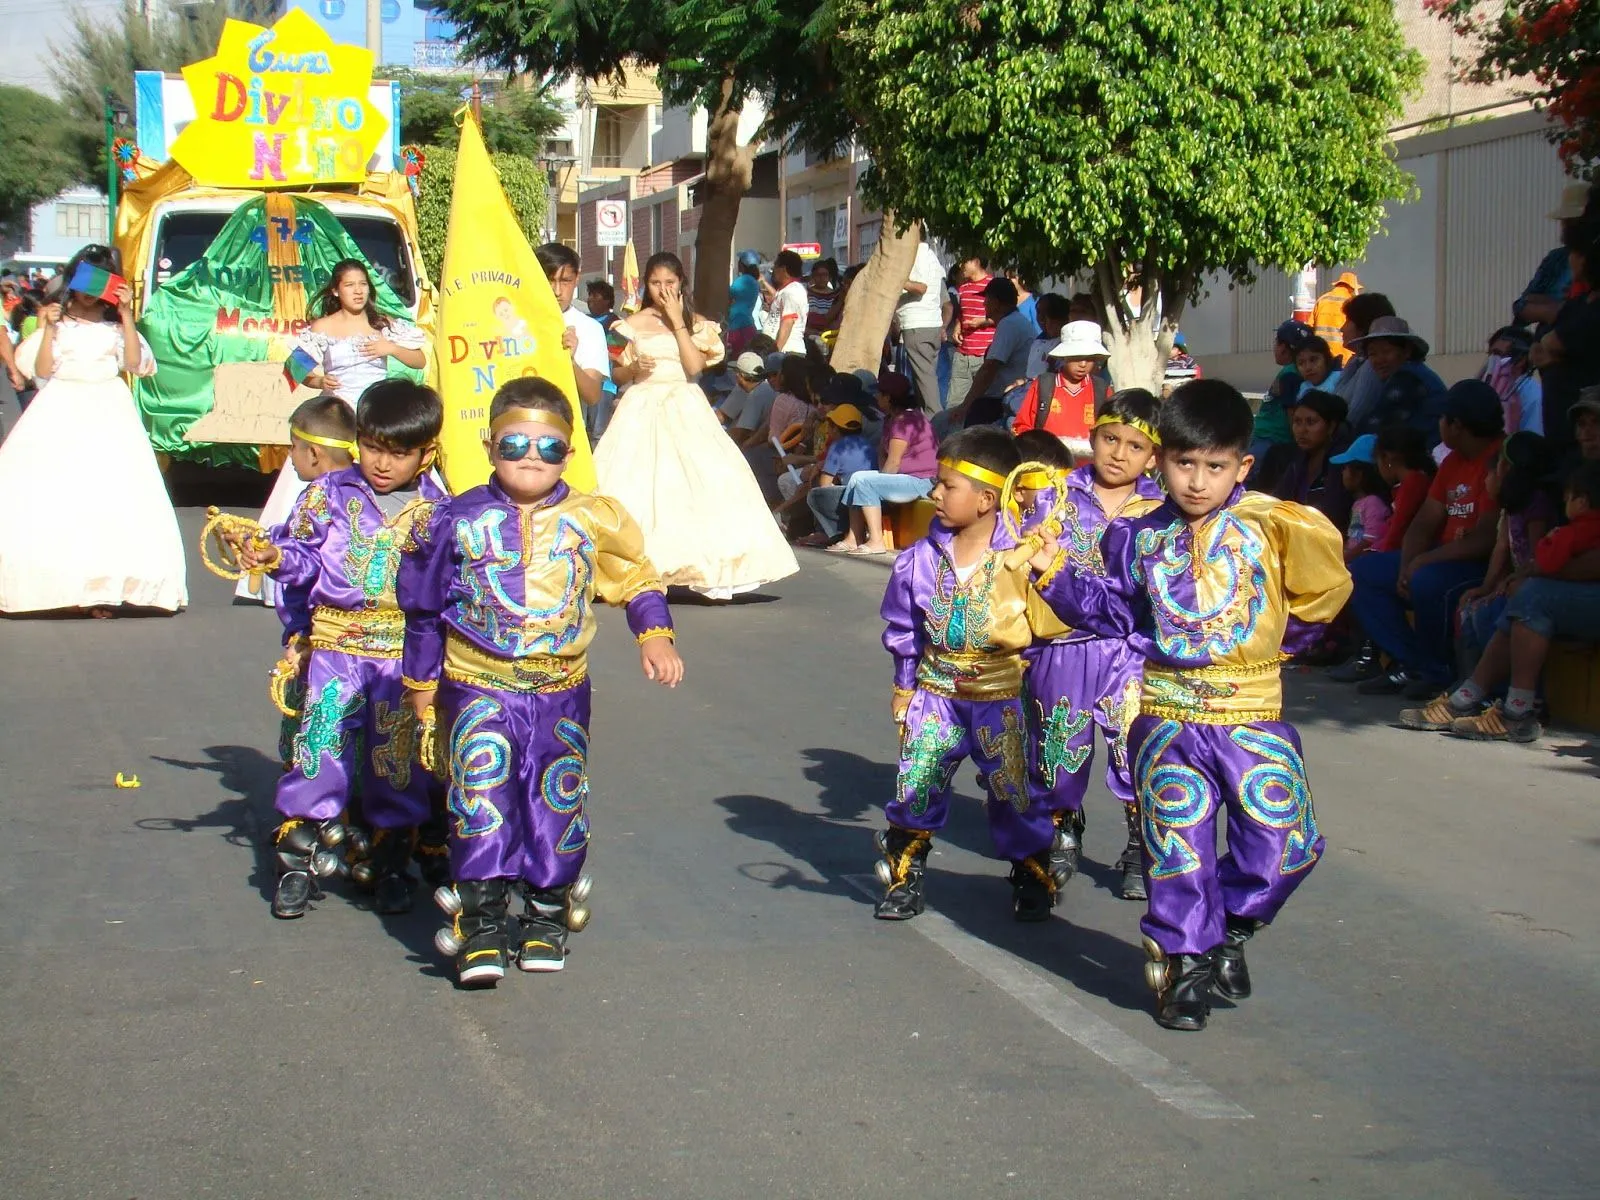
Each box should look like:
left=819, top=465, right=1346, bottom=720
left=830, top=0, right=1422, bottom=389
left=386, top=69, right=566, bottom=161
left=433, top=0, right=846, bottom=315
left=414, top=145, right=549, bottom=280
left=0, top=86, right=89, bottom=229
left=1429, top=0, right=1600, bottom=179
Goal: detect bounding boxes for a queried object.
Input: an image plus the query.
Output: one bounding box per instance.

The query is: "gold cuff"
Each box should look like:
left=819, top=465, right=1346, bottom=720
left=636, top=627, right=676, bottom=644
left=401, top=676, right=438, bottom=691
left=1033, top=546, right=1069, bottom=591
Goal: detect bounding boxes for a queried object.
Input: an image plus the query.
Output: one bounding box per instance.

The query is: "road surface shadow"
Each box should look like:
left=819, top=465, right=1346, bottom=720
left=798, top=746, right=892, bottom=824
left=147, top=743, right=281, bottom=903
left=717, top=793, right=866, bottom=901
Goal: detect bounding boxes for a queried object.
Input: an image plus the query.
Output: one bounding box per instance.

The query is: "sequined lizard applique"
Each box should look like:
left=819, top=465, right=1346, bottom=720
left=977, top=705, right=1030, bottom=813
left=897, top=714, right=963, bottom=815
left=344, top=497, right=401, bottom=605
left=1038, top=700, right=1093, bottom=784
left=1144, top=672, right=1237, bottom=713
left=294, top=679, right=364, bottom=780
left=1097, top=676, right=1143, bottom=774
left=370, top=699, right=417, bottom=790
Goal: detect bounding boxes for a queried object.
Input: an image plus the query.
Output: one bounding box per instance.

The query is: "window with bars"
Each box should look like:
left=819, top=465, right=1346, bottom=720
left=55, top=203, right=106, bottom=241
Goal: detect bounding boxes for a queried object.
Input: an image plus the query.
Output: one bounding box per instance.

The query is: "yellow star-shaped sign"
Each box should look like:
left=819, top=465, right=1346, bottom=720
left=169, top=9, right=389, bottom=189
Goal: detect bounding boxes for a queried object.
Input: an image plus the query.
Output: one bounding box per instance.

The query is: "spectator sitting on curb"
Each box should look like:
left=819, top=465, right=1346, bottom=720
left=798, top=399, right=881, bottom=547
left=1251, top=319, right=1316, bottom=489
left=1400, top=460, right=1600, bottom=744
left=1294, top=336, right=1342, bottom=398
left=829, top=371, right=940, bottom=556
left=1530, top=218, right=1600, bottom=453
left=1346, top=380, right=1505, bottom=699
left=1329, top=435, right=1392, bottom=562
left=1336, top=292, right=1398, bottom=431
left=1479, top=325, right=1544, bottom=437
left=718, top=338, right=781, bottom=448
left=1514, top=182, right=1592, bottom=337
left=1345, top=315, right=1447, bottom=443
left=1274, top=388, right=1354, bottom=533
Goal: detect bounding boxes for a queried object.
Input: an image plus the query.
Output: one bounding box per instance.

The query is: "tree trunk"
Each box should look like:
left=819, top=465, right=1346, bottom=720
left=831, top=214, right=921, bottom=374
left=691, top=76, right=755, bottom=323
left=1092, top=258, right=1187, bottom=393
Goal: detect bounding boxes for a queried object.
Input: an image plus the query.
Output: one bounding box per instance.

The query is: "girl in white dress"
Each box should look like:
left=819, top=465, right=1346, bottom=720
left=0, top=245, right=187, bottom=615
left=238, top=259, right=428, bottom=604
left=597, top=253, right=798, bottom=599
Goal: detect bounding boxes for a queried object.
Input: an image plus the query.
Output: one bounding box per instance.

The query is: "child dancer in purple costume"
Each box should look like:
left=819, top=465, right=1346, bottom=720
left=1031, top=381, right=1350, bottom=1031
left=1015, top=391, right=1166, bottom=905
left=399, top=378, right=684, bottom=988
left=242, top=381, right=449, bottom=920
left=875, top=427, right=1061, bottom=923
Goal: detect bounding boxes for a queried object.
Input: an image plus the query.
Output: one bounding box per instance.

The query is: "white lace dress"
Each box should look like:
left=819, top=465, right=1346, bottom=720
left=236, top=319, right=426, bottom=604
left=0, top=319, right=187, bottom=613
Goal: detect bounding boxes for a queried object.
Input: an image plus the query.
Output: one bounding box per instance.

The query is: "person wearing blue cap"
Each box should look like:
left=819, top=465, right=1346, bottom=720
left=1328, top=434, right=1392, bottom=560
left=726, top=250, right=764, bottom=359
left=1347, top=379, right=1505, bottom=698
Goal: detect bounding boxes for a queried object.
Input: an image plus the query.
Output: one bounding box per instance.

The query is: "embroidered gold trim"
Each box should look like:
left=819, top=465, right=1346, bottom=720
left=635, top=626, right=676, bottom=644
left=442, top=632, right=586, bottom=694
left=309, top=606, right=405, bottom=658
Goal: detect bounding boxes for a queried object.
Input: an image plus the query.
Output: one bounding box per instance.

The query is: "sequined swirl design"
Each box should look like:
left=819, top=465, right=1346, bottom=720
left=1057, top=500, right=1107, bottom=577
left=343, top=497, right=402, bottom=606
left=454, top=509, right=594, bottom=656
left=1231, top=726, right=1320, bottom=874
left=447, top=696, right=509, bottom=838
left=1136, top=720, right=1212, bottom=879
left=541, top=717, right=591, bottom=854
left=1133, top=511, right=1267, bottom=660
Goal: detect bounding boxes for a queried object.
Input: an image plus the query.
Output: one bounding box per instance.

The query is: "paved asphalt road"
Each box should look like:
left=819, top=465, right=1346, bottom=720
left=1, top=389, right=1596, bottom=1198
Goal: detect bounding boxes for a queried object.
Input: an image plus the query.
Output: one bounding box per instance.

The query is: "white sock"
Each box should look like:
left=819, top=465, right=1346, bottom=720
left=1505, top=688, right=1536, bottom=718
left=1450, top=680, right=1485, bottom=709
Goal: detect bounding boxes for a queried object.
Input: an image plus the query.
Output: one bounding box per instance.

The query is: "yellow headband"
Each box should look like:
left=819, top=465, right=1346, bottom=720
left=939, top=457, right=1009, bottom=490
left=1093, top=412, right=1162, bottom=447
left=291, top=426, right=357, bottom=457
left=489, top=406, right=573, bottom=441
left=1016, top=470, right=1054, bottom=490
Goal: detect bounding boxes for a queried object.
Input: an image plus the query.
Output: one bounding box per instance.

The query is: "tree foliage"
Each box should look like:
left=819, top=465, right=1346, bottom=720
left=386, top=69, right=566, bottom=161
left=414, top=145, right=548, bottom=281
left=0, top=86, right=89, bottom=229
left=829, top=0, right=1422, bottom=386
left=1429, top=0, right=1600, bottom=178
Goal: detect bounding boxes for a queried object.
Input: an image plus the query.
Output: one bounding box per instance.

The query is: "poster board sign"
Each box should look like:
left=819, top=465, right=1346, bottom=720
left=184, top=360, right=313, bottom=445
left=167, top=10, right=389, bottom=188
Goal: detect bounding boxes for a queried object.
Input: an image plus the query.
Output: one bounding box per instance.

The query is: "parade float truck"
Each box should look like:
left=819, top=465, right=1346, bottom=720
left=115, top=9, right=432, bottom=471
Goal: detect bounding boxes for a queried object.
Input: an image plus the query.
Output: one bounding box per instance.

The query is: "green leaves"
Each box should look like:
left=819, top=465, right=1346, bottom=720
left=414, top=146, right=548, bottom=281
left=0, top=87, right=90, bottom=229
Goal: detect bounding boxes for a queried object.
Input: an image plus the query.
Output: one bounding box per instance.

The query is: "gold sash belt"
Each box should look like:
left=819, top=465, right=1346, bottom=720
left=916, top=650, right=1025, bottom=701
left=442, top=632, right=587, bottom=695
left=310, top=605, right=405, bottom=659
left=1141, top=658, right=1286, bottom=724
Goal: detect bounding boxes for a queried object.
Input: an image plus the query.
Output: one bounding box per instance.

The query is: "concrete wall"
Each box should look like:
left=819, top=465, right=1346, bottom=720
left=1186, top=112, right=1572, bottom=393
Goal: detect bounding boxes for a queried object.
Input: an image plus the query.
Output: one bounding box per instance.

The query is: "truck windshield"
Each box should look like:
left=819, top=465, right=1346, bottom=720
left=152, top=210, right=417, bottom=307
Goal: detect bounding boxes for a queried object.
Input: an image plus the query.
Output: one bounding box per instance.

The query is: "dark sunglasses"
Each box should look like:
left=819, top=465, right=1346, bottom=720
left=496, top=432, right=570, bottom=464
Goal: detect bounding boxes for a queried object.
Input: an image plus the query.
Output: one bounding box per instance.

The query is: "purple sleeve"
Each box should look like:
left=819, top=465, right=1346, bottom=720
left=623, top=591, right=673, bottom=640
left=880, top=548, right=922, bottom=690
left=1033, top=520, right=1141, bottom=638
left=275, top=584, right=311, bottom=643
left=398, top=501, right=453, bottom=687
left=267, top=486, right=329, bottom=597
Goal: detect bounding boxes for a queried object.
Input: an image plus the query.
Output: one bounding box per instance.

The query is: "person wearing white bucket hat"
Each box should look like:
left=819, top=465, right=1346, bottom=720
left=1011, top=320, right=1111, bottom=452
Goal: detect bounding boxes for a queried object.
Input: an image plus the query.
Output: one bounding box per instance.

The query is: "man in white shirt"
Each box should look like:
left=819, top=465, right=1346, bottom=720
left=768, top=249, right=810, bottom=355
left=537, top=242, right=614, bottom=436
left=895, top=240, right=946, bottom=410
left=949, top=277, right=1035, bottom=427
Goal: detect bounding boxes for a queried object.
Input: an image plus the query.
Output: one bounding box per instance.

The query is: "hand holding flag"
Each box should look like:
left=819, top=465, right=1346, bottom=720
left=284, top=345, right=319, bottom=388
left=68, top=262, right=128, bottom=304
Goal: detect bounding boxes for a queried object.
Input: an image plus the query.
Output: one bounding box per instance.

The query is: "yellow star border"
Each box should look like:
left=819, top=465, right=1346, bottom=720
left=169, top=9, right=388, bottom=189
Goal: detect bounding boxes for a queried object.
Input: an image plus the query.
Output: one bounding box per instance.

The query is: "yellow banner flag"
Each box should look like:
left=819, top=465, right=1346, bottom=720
left=435, top=112, right=595, bottom=494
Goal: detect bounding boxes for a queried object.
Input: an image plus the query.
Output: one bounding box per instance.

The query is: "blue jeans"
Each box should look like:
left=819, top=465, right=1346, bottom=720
left=1457, top=593, right=1506, bottom=677
left=840, top=471, right=934, bottom=510
left=1350, top=551, right=1487, bottom=684
left=1497, top=579, right=1600, bottom=641
left=807, top=484, right=847, bottom=539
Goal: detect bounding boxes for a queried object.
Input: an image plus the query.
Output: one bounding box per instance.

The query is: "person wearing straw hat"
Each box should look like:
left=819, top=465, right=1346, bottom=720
left=1344, top=315, right=1446, bottom=442
left=1514, top=182, right=1596, bottom=337
left=1011, top=320, right=1111, bottom=455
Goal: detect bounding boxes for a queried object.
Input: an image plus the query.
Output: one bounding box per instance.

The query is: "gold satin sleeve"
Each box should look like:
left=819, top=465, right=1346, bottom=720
left=585, top=494, right=668, bottom=606
left=691, top=319, right=726, bottom=369
left=1267, top=499, right=1354, bottom=626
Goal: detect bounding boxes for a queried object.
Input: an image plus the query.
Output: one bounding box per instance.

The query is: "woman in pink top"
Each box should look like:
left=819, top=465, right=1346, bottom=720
left=828, top=371, right=939, bottom=555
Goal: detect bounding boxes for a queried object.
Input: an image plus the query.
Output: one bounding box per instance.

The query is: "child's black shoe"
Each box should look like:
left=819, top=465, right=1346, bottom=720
left=873, top=827, right=931, bottom=920
left=1213, top=917, right=1259, bottom=1001
left=1144, top=938, right=1214, bottom=1031
left=1009, top=852, right=1057, bottom=922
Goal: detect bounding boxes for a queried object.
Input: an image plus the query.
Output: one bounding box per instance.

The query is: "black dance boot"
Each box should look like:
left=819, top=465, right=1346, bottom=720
left=414, top=812, right=452, bottom=889
left=1009, top=850, right=1058, bottom=922
left=369, top=827, right=417, bottom=915
left=270, top=818, right=343, bottom=918
left=873, top=827, right=932, bottom=920
left=1327, top=640, right=1381, bottom=683
left=438, top=880, right=509, bottom=987
left=515, top=875, right=591, bottom=973
left=1213, top=916, right=1261, bottom=1001
left=1142, top=937, right=1214, bottom=1032
left=1115, top=803, right=1147, bottom=902
left=1048, top=808, right=1085, bottom=896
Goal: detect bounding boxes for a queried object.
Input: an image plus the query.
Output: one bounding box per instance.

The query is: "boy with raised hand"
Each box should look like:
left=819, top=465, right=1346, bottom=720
left=399, top=377, right=683, bottom=988
left=243, top=380, right=448, bottom=921
left=875, top=427, right=1061, bottom=924
left=1031, top=380, right=1350, bottom=1031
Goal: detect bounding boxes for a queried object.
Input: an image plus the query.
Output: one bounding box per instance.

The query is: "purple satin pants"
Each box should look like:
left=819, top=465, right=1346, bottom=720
left=886, top=689, right=1056, bottom=862
left=275, top=650, right=431, bottom=829
left=1128, top=716, right=1325, bottom=956
left=1024, top=637, right=1142, bottom=814
left=437, top=678, right=591, bottom=888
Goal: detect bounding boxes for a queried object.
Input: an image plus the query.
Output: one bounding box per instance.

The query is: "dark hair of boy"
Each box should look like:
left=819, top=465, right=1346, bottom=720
left=1098, top=387, right=1161, bottom=430
left=939, top=426, right=1022, bottom=491
left=1496, top=431, right=1553, bottom=515
left=356, top=379, right=444, bottom=449
left=1375, top=423, right=1436, bottom=475
left=1296, top=388, right=1348, bottom=427
left=1565, top=459, right=1600, bottom=508
left=490, top=376, right=574, bottom=428
left=1035, top=293, right=1071, bottom=325
left=1342, top=292, right=1395, bottom=335
left=774, top=250, right=805, bottom=279
left=778, top=354, right=817, bottom=402
left=1158, top=379, right=1255, bottom=456
left=291, top=394, right=357, bottom=442
left=1015, top=429, right=1075, bottom=471
left=587, top=279, right=615, bottom=309
left=1299, top=335, right=1334, bottom=361
left=535, top=242, right=581, bottom=278
left=747, top=332, right=779, bottom=358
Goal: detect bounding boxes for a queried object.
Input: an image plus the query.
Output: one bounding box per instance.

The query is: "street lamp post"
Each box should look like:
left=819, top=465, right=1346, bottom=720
left=103, top=89, right=130, bottom=231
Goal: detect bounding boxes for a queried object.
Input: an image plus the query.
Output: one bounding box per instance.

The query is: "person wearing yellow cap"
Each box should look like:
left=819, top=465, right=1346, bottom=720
left=798, top=399, right=879, bottom=546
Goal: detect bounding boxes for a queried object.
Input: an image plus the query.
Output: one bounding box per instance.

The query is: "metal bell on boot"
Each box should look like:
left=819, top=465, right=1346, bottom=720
left=434, top=924, right=463, bottom=957
left=569, top=873, right=593, bottom=905
left=434, top=885, right=462, bottom=917
left=316, top=819, right=346, bottom=848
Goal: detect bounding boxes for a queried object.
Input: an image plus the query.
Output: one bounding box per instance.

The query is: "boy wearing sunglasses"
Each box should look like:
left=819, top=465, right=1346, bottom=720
left=399, top=377, right=684, bottom=987
left=241, top=380, right=448, bottom=922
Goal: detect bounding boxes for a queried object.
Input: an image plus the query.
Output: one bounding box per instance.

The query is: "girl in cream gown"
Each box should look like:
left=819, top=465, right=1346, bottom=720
left=0, top=256, right=187, bottom=614
left=596, top=253, right=797, bottom=599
